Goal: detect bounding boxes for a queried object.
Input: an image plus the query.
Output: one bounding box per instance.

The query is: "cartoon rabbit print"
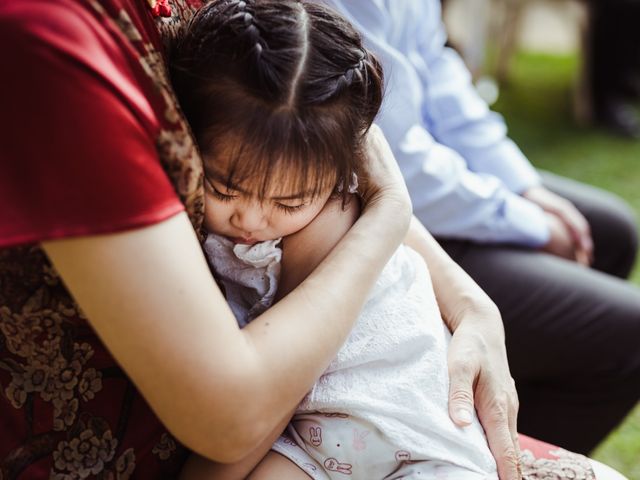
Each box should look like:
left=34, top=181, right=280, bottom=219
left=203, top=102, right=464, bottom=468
left=309, top=426, right=323, bottom=447
left=352, top=429, right=370, bottom=451
left=324, top=457, right=353, bottom=475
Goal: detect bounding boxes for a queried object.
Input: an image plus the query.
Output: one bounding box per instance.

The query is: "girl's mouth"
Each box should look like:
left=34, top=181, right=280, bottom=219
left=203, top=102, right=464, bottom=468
left=228, top=236, right=258, bottom=245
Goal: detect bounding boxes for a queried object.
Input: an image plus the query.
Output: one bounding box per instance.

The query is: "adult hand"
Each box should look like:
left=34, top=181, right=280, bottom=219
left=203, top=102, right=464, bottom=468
left=358, top=124, right=412, bottom=214
left=542, top=212, right=587, bottom=263
left=447, top=307, right=521, bottom=480
left=523, top=186, right=593, bottom=265
left=403, top=219, right=521, bottom=479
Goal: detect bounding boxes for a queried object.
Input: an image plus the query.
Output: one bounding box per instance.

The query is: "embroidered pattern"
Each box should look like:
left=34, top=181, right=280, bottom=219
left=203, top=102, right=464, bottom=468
left=520, top=448, right=596, bottom=480
left=0, top=1, right=203, bottom=478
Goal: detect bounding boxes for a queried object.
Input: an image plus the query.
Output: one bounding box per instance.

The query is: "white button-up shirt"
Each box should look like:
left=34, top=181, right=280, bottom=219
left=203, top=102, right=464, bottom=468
left=320, top=0, right=549, bottom=246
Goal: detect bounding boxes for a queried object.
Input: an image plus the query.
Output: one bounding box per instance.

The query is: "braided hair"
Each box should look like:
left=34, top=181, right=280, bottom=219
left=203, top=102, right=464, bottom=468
left=170, top=0, right=384, bottom=201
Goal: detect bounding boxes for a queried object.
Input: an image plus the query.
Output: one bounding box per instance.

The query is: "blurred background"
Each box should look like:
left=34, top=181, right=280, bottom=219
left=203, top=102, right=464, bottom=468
left=442, top=0, right=640, bottom=477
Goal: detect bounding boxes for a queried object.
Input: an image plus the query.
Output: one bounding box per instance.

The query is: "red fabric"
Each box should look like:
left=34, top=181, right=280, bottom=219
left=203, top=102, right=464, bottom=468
left=0, top=0, right=183, bottom=248
left=0, top=1, right=600, bottom=479
left=0, top=0, right=193, bottom=478
left=519, top=434, right=596, bottom=479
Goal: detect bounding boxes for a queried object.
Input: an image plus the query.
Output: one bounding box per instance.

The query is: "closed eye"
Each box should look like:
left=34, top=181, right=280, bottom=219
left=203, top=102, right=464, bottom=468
left=275, top=203, right=307, bottom=214
left=205, top=178, right=238, bottom=202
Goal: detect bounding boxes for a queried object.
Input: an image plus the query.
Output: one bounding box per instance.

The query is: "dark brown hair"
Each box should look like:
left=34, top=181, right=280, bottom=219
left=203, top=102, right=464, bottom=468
left=169, top=0, right=384, bottom=200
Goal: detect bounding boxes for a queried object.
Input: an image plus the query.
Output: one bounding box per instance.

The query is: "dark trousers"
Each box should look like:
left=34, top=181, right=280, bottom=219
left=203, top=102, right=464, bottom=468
left=438, top=172, right=640, bottom=454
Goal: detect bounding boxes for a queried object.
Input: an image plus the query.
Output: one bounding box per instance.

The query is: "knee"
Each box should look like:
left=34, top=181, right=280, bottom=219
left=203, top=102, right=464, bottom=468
left=592, top=193, right=638, bottom=278
left=610, top=198, right=638, bottom=270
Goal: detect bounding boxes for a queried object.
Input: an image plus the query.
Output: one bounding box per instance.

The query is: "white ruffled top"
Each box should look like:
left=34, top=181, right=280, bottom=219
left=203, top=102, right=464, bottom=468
left=204, top=233, right=497, bottom=477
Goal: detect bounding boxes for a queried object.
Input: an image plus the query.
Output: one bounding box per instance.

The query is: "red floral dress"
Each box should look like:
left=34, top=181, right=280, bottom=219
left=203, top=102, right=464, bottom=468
left=0, top=0, right=598, bottom=478
left=0, top=0, right=203, bottom=477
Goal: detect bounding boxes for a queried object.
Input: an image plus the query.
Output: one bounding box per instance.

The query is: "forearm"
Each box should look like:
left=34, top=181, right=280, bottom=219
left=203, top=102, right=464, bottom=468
left=180, top=407, right=296, bottom=480
left=42, top=126, right=410, bottom=463
left=44, top=200, right=408, bottom=462
left=179, top=198, right=402, bottom=464
left=404, top=216, right=502, bottom=335
left=404, top=217, right=521, bottom=480
left=243, top=195, right=409, bottom=426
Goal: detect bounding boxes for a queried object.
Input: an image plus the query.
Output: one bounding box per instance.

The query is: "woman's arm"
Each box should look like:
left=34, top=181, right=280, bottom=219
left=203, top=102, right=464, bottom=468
left=178, top=405, right=297, bottom=480
left=175, top=196, right=360, bottom=478
left=42, top=126, right=410, bottom=463
left=404, top=217, right=521, bottom=480
left=177, top=196, right=360, bottom=478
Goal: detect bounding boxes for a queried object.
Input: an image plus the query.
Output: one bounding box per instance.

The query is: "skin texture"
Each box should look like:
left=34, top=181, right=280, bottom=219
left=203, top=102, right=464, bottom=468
left=179, top=197, right=359, bottom=480
left=201, top=160, right=334, bottom=246
left=404, top=218, right=520, bottom=480
left=42, top=126, right=520, bottom=479
left=183, top=204, right=521, bottom=479
left=523, top=185, right=594, bottom=266
left=42, top=125, right=412, bottom=463
left=180, top=127, right=521, bottom=479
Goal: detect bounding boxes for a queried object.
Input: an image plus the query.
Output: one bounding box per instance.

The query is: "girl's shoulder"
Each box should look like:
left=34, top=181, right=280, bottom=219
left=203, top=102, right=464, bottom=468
left=277, top=196, right=360, bottom=299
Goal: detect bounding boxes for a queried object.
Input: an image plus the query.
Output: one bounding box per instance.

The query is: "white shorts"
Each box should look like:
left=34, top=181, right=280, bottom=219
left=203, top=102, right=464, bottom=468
left=272, top=413, right=494, bottom=480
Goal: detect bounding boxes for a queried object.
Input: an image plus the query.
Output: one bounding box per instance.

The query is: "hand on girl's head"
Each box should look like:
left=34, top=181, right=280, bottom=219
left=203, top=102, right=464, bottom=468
left=170, top=0, right=410, bottom=238
left=358, top=125, right=411, bottom=210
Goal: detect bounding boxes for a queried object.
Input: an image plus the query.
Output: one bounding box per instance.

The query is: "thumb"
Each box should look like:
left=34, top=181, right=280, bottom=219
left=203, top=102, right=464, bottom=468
left=448, top=363, right=476, bottom=426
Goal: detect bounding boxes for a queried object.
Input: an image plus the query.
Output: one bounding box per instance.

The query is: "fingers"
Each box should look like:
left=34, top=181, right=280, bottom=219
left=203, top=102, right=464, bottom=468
left=523, top=187, right=594, bottom=265
left=480, top=410, right=522, bottom=480
left=543, top=209, right=593, bottom=265
left=551, top=201, right=594, bottom=265
left=446, top=318, right=521, bottom=478
left=542, top=212, right=574, bottom=259
left=507, top=381, right=521, bottom=471
left=475, top=374, right=521, bottom=479
left=574, top=247, right=590, bottom=266
left=447, top=358, right=476, bottom=426
left=359, top=124, right=410, bottom=207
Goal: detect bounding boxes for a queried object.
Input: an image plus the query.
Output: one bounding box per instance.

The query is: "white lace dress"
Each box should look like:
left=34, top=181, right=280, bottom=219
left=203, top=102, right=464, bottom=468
left=204, top=233, right=497, bottom=480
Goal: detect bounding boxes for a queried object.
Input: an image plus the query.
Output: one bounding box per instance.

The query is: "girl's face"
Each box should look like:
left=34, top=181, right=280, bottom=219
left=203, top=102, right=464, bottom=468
left=202, top=156, right=334, bottom=245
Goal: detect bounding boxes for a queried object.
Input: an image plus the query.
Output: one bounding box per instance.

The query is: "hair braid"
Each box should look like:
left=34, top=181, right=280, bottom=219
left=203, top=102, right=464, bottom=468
left=169, top=0, right=385, bottom=204
left=314, top=48, right=368, bottom=103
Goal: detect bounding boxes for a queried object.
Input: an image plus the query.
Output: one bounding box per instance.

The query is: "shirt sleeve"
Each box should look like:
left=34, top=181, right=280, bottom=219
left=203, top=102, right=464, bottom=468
left=419, top=23, right=541, bottom=194
left=0, top=3, right=184, bottom=248
left=320, top=0, right=549, bottom=246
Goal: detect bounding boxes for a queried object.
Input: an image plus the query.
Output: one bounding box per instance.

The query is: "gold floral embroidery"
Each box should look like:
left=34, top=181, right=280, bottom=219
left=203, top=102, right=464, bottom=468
left=0, top=300, right=102, bottom=431
left=51, top=418, right=118, bottom=479
left=78, top=368, right=102, bottom=402
left=103, top=3, right=205, bottom=234
left=115, top=448, right=136, bottom=479
left=0, top=2, right=199, bottom=477
left=521, top=448, right=596, bottom=480
left=115, top=10, right=143, bottom=42
left=155, top=0, right=204, bottom=41
left=156, top=128, right=204, bottom=231
left=152, top=433, right=178, bottom=461
left=139, top=48, right=182, bottom=124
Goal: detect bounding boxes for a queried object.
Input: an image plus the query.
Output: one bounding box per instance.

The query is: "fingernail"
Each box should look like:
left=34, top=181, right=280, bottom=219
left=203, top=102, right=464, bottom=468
left=456, top=408, right=473, bottom=424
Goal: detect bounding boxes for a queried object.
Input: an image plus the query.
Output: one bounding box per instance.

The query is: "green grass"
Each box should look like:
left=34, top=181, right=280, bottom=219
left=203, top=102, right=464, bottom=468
left=492, top=51, right=640, bottom=478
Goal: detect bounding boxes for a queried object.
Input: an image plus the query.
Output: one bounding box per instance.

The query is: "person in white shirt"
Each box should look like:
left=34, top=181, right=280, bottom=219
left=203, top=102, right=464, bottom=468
left=320, top=0, right=640, bottom=455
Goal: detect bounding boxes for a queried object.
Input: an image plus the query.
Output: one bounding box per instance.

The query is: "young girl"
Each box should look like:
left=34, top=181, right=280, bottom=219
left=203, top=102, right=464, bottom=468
left=169, top=1, right=612, bottom=478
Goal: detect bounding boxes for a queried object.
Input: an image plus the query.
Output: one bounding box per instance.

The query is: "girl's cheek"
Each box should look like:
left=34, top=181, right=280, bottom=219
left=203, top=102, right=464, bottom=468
left=203, top=195, right=225, bottom=232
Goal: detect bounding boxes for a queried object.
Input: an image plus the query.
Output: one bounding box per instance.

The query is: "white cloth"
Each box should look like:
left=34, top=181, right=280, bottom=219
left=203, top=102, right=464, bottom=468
left=272, top=414, right=496, bottom=480
left=204, top=235, right=497, bottom=478
left=203, top=233, right=282, bottom=328
left=317, top=0, right=549, bottom=247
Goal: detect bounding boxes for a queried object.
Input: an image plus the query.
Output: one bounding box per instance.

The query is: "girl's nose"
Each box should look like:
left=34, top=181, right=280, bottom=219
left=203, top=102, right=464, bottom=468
left=231, top=203, right=268, bottom=233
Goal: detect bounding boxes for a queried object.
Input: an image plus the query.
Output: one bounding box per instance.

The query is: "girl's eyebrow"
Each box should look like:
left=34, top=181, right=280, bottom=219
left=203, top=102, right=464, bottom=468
left=206, top=165, right=314, bottom=200
left=271, top=191, right=314, bottom=201
left=205, top=167, right=248, bottom=194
